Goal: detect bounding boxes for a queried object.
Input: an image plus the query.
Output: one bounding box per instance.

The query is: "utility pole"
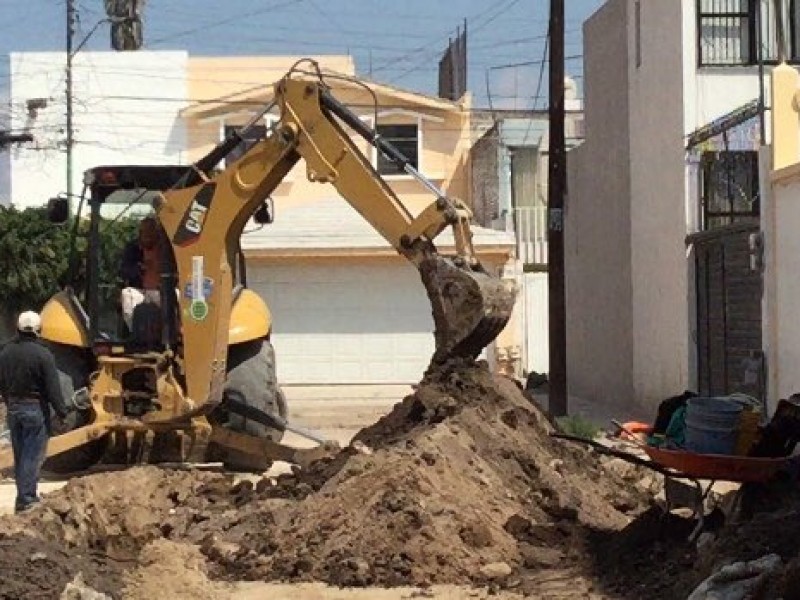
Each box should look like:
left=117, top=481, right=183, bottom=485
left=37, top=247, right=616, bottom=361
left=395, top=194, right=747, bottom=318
left=66, top=0, right=77, bottom=207
left=547, top=0, right=568, bottom=416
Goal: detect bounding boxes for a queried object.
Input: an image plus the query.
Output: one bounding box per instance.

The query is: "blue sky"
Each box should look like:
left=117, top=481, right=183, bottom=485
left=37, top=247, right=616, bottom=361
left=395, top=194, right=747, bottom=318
left=0, top=0, right=605, bottom=109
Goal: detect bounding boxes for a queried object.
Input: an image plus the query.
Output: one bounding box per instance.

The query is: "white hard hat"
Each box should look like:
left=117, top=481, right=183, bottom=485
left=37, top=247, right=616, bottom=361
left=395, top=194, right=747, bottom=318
left=17, top=311, right=42, bottom=335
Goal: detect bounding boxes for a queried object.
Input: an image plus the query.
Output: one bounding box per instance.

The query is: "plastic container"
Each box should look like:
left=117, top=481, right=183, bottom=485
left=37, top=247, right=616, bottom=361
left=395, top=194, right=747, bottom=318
left=684, top=397, right=744, bottom=455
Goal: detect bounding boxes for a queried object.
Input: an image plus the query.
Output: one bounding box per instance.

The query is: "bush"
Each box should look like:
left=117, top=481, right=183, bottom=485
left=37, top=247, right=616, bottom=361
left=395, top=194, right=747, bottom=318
left=0, top=206, right=140, bottom=319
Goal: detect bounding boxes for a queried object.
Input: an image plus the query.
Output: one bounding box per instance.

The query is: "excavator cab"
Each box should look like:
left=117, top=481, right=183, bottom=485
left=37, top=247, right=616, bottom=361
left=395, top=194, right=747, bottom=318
left=1, top=63, right=517, bottom=475
left=46, top=166, right=190, bottom=345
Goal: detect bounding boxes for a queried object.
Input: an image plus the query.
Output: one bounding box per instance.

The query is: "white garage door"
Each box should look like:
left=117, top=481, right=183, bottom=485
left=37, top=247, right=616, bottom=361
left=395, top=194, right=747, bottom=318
left=248, top=262, right=437, bottom=384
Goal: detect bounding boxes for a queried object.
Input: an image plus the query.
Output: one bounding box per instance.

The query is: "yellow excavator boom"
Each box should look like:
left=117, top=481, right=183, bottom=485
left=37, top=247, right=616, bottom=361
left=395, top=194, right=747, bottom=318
left=156, top=75, right=517, bottom=413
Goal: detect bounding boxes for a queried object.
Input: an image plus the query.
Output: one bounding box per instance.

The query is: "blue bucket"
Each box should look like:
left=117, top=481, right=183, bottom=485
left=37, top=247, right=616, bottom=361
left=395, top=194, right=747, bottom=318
left=684, top=397, right=743, bottom=455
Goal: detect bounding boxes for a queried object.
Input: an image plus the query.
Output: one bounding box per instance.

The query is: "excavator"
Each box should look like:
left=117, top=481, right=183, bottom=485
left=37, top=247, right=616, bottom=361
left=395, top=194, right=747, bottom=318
left=0, top=63, right=517, bottom=473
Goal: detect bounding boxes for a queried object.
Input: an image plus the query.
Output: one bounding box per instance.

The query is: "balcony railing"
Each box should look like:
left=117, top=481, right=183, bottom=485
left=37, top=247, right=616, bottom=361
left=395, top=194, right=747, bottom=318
left=514, top=205, right=548, bottom=266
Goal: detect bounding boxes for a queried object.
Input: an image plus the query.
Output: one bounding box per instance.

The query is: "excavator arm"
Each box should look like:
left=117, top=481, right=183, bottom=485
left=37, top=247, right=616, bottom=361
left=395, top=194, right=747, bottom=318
left=156, top=75, right=517, bottom=412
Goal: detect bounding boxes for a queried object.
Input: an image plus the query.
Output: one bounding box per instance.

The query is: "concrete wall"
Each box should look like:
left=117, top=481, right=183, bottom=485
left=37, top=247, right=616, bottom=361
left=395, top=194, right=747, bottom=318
left=628, top=0, right=689, bottom=404
left=767, top=177, right=800, bottom=400
left=766, top=62, right=800, bottom=404
left=522, top=271, right=549, bottom=374
left=681, top=0, right=772, bottom=140
left=9, top=51, right=188, bottom=209
left=183, top=59, right=472, bottom=216
left=566, top=0, right=635, bottom=405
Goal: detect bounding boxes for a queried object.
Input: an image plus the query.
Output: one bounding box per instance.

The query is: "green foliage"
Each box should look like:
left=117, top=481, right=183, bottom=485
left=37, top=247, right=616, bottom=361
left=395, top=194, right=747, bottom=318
left=0, top=206, right=140, bottom=318
left=556, top=414, right=601, bottom=440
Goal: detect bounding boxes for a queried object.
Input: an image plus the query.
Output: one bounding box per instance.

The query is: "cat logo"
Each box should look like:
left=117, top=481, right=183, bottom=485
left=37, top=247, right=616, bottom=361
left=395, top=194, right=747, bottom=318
left=185, top=199, right=208, bottom=234
left=173, top=183, right=216, bottom=247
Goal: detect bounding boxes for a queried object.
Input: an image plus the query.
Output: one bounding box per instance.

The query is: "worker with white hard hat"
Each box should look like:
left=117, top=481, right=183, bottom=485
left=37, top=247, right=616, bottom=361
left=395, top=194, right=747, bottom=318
left=0, top=310, right=70, bottom=513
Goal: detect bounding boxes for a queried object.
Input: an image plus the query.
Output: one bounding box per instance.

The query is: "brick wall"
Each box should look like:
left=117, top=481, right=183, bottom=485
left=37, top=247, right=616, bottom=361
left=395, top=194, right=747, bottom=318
left=470, top=126, right=500, bottom=228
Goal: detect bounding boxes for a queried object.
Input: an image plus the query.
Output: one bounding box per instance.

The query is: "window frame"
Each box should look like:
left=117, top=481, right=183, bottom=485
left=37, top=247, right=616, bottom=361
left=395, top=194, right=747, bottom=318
left=220, top=114, right=279, bottom=168
left=698, top=149, right=760, bottom=230
left=372, top=121, right=421, bottom=178
left=697, top=0, right=800, bottom=67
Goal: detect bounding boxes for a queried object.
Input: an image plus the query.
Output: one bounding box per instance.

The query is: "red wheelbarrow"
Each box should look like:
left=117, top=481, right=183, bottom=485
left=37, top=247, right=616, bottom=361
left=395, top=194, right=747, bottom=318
left=553, top=431, right=793, bottom=542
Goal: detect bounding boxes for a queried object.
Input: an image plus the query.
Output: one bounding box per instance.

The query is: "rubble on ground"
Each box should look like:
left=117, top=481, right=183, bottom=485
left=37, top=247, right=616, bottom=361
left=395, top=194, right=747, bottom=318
left=6, top=359, right=800, bottom=598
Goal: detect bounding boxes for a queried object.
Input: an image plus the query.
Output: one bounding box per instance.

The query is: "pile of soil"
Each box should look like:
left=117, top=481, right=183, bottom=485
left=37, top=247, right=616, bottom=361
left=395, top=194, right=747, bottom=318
left=0, top=533, right=123, bottom=599
left=121, top=539, right=230, bottom=600
left=207, top=359, right=648, bottom=592
left=584, top=473, right=800, bottom=600
left=0, top=359, right=653, bottom=598
left=2, top=466, right=235, bottom=560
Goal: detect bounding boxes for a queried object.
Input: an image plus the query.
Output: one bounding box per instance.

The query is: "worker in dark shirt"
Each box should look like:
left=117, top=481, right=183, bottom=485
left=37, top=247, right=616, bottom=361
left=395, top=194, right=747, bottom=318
left=119, top=217, right=162, bottom=331
left=0, top=311, right=71, bottom=513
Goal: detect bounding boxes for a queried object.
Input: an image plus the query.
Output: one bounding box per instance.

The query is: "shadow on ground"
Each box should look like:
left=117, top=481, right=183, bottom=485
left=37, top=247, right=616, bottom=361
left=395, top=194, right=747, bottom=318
left=581, top=477, right=800, bottom=600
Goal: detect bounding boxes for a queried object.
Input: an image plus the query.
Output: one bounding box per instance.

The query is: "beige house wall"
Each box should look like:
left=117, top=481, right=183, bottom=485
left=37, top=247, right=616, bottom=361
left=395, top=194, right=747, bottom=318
left=183, top=56, right=472, bottom=216
left=767, top=64, right=800, bottom=403
left=185, top=55, right=355, bottom=177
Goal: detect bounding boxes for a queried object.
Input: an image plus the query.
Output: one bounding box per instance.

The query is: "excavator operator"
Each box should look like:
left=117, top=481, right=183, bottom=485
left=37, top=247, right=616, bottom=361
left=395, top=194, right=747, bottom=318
left=119, top=216, right=162, bottom=331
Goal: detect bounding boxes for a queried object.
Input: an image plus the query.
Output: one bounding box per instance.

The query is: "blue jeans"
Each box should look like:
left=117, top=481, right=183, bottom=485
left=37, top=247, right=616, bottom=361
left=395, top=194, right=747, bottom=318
left=7, top=403, right=48, bottom=512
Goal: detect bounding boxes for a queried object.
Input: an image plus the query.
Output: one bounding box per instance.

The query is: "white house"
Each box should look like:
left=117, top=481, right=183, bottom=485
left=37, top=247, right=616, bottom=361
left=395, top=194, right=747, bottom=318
left=568, top=0, right=782, bottom=411
left=6, top=51, right=188, bottom=208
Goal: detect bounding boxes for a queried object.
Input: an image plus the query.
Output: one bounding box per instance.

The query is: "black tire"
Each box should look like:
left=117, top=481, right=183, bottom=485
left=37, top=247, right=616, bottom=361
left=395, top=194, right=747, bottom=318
left=207, top=338, right=286, bottom=471
left=41, top=344, right=107, bottom=474
left=225, top=337, right=284, bottom=442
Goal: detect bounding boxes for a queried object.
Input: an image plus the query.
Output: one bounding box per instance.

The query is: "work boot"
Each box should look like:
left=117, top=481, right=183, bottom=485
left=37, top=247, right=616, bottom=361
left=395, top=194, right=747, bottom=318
left=14, top=497, right=40, bottom=514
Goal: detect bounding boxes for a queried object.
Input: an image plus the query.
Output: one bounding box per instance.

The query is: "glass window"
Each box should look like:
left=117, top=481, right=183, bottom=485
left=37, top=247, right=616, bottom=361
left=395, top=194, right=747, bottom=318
left=376, top=124, right=419, bottom=175
left=700, top=150, right=759, bottom=229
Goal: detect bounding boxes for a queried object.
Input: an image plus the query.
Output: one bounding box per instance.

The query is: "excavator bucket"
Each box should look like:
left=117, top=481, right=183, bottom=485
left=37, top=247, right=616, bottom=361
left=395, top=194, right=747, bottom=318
left=419, top=256, right=517, bottom=363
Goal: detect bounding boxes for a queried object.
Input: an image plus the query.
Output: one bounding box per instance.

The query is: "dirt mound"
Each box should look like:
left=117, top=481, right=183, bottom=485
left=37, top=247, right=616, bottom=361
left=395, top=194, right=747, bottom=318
left=3, top=466, right=235, bottom=561
left=121, top=539, right=230, bottom=600
left=0, top=360, right=651, bottom=597
left=0, top=533, right=123, bottom=599
left=202, top=360, right=647, bottom=591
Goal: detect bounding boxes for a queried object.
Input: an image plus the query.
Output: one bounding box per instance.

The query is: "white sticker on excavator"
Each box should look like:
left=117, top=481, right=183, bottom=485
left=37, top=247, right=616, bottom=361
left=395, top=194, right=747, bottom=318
left=192, top=256, right=205, bottom=301
left=189, top=256, right=209, bottom=321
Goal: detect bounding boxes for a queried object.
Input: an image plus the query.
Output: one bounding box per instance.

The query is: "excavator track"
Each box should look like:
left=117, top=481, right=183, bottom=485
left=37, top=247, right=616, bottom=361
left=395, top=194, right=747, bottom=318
left=419, top=256, right=517, bottom=363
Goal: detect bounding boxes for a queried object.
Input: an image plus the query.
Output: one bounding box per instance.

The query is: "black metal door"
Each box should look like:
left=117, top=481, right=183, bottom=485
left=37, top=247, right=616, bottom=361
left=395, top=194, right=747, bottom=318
left=692, top=223, right=763, bottom=399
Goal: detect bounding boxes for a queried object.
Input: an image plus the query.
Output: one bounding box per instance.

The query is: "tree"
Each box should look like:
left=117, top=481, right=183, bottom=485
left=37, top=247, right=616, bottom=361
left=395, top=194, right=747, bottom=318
left=0, top=206, right=140, bottom=330
left=0, top=206, right=70, bottom=318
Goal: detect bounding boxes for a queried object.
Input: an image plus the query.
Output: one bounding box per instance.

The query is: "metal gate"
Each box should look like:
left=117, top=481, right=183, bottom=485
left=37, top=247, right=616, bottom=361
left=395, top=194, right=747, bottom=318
left=690, top=223, right=763, bottom=399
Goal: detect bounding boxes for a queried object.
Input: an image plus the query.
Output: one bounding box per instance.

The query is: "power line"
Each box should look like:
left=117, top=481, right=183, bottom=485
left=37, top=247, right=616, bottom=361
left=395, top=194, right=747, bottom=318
left=489, top=54, right=583, bottom=70
left=144, top=0, right=304, bottom=46
left=371, top=0, right=521, bottom=76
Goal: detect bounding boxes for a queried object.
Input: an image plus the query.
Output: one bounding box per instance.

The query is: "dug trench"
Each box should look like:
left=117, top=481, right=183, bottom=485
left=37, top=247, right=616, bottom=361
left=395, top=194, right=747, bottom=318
left=3, top=359, right=795, bottom=599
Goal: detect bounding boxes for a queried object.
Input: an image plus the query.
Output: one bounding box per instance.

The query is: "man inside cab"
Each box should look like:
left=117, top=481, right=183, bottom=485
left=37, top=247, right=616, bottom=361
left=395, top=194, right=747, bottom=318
left=119, top=216, right=162, bottom=332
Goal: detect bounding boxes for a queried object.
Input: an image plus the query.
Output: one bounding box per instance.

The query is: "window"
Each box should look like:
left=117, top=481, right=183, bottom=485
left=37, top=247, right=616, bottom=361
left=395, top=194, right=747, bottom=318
left=376, top=124, right=419, bottom=176
left=223, top=124, right=267, bottom=166
left=698, top=0, right=751, bottom=66
left=698, top=0, right=800, bottom=66
left=222, top=116, right=278, bottom=167
left=699, top=150, right=759, bottom=230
